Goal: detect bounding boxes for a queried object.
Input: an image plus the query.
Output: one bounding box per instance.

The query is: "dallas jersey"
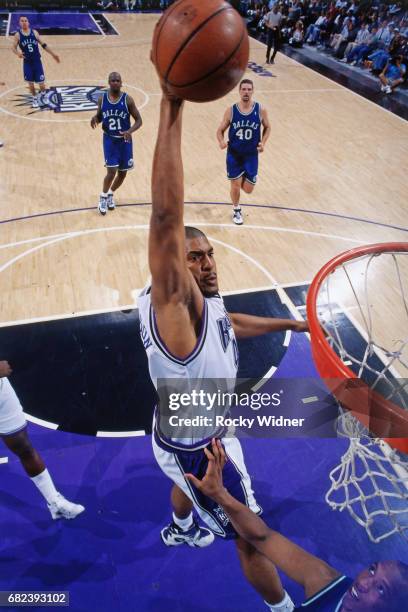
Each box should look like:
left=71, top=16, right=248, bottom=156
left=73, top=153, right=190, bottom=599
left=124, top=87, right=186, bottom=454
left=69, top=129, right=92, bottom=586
left=101, top=92, right=131, bottom=139
left=228, top=102, right=261, bottom=155
left=138, top=287, right=239, bottom=450
left=101, top=91, right=134, bottom=171
left=18, top=28, right=41, bottom=62
left=226, top=102, right=261, bottom=184
left=18, top=28, right=44, bottom=83
left=296, top=575, right=353, bottom=611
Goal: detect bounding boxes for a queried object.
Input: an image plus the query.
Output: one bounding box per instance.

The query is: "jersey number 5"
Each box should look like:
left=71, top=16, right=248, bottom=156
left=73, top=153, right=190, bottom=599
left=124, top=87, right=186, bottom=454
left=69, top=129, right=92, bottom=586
left=236, top=128, right=253, bottom=140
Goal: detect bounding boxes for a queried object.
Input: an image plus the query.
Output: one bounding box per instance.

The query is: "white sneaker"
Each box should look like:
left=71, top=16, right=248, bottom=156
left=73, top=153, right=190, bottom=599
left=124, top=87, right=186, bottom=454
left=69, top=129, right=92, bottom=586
left=385, top=85, right=392, bottom=94
left=380, top=84, right=386, bottom=92
left=98, top=195, right=108, bottom=215
left=32, top=97, right=39, bottom=109
left=339, top=57, right=347, bottom=62
left=161, top=519, right=215, bottom=548
left=47, top=493, right=85, bottom=520
left=351, top=60, right=357, bottom=66
left=232, top=207, right=243, bottom=225
left=0, top=141, right=3, bottom=148
left=107, top=192, right=115, bottom=210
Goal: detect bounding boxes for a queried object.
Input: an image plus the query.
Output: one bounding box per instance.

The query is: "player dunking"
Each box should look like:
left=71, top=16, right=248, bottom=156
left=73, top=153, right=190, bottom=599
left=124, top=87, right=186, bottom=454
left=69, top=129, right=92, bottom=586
left=217, top=79, right=270, bottom=225
left=0, top=360, right=84, bottom=520
left=190, top=439, right=408, bottom=612
left=139, top=86, right=308, bottom=612
left=91, top=72, right=142, bottom=215
left=12, top=16, right=60, bottom=109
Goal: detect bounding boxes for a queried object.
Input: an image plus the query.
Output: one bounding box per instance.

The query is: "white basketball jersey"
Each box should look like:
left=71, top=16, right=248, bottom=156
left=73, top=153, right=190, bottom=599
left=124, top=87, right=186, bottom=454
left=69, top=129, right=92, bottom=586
left=138, top=286, right=239, bottom=448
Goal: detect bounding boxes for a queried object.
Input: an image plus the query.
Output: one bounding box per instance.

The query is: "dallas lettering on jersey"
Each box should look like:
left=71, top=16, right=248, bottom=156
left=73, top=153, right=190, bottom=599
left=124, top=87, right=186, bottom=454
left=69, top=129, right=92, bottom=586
left=232, top=119, right=259, bottom=130
left=102, top=109, right=128, bottom=121
left=20, top=38, right=37, bottom=49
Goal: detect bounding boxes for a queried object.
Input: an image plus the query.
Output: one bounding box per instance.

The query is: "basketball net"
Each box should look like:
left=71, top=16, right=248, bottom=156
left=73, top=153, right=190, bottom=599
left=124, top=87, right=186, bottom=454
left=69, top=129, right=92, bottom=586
left=308, top=246, right=408, bottom=543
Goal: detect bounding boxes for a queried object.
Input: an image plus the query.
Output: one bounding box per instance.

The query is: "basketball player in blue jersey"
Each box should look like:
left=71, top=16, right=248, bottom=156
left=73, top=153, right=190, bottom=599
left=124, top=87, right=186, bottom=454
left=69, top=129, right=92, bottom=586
left=91, top=72, right=142, bottom=215
left=217, top=79, right=271, bottom=225
left=190, top=439, right=408, bottom=612
left=12, top=15, right=60, bottom=109
left=0, top=360, right=84, bottom=520
left=139, top=83, right=309, bottom=612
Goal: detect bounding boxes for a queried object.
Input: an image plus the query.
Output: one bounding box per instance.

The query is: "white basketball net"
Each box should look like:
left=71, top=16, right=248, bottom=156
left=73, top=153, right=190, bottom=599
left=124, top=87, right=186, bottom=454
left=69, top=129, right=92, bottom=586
left=316, top=249, right=408, bottom=543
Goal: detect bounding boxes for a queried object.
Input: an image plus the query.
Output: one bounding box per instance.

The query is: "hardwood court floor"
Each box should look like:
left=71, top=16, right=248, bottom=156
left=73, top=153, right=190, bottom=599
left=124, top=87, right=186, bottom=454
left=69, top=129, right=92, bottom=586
left=0, top=14, right=407, bottom=359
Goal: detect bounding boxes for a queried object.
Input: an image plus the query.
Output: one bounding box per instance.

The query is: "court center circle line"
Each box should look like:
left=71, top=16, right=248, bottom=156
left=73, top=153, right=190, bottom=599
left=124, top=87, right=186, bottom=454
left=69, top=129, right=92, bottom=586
left=0, top=79, right=149, bottom=123
left=0, top=221, right=364, bottom=252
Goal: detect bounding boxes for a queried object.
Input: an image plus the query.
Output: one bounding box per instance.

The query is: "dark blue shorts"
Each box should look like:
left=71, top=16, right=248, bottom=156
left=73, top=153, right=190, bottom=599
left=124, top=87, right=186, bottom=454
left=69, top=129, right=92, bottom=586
left=153, top=427, right=262, bottom=539
left=226, top=148, right=258, bottom=184
left=103, top=133, right=134, bottom=171
left=23, top=60, right=45, bottom=83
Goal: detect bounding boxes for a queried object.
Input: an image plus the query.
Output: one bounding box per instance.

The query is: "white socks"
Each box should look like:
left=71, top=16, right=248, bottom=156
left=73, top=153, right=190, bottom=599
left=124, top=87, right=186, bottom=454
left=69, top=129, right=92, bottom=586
left=264, top=591, right=295, bottom=611
left=173, top=512, right=193, bottom=531
left=31, top=469, right=59, bottom=504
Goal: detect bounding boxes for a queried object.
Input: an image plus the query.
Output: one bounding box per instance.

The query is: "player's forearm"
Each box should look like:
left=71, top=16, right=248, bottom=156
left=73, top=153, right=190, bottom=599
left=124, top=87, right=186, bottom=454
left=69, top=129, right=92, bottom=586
left=151, top=97, right=184, bottom=222
left=129, top=116, right=142, bottom=133
left=215, top=486, right=270, bottom=543
left=216, top=127, right=226, bottom=145
left=230, top=313, right=308, bottom=338
left=261, top=126, right=271, bottom=146
left=215, top=487, right=339, bottom=594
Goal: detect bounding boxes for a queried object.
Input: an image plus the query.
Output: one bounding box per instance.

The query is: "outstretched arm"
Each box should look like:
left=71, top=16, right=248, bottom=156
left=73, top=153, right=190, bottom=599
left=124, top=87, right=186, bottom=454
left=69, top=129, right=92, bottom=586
left=216, top=107, right=231, bottom=149
left=186, top=440, right=340, bottom=599
left=229, top=312, right=309, bottom=338
left=149, top=92, right=203, bottom=358
left=34, top=31, right=60, bottom=63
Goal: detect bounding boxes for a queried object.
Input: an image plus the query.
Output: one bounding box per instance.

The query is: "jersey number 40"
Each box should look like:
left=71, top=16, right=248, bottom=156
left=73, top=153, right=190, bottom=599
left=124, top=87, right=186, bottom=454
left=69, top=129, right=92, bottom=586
left=236, top=128, right=253, bottom=140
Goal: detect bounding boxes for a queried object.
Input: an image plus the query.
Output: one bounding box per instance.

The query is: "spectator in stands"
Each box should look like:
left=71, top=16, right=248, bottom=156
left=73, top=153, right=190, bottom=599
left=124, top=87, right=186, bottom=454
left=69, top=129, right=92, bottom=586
left=379, top=54, right=406, bottom=93
left=367, top=27, right=403, bottom=73
left=305, top=10, right=327, bottom=44
left=346, top=24, right=379, bottom=64
left=331, top=16, right=355, bottom=54
left=340, top=22, right=370, bottom=61
left=289, top=20, right=304, bottom=46
left=375, top=19, right=393, bottom=48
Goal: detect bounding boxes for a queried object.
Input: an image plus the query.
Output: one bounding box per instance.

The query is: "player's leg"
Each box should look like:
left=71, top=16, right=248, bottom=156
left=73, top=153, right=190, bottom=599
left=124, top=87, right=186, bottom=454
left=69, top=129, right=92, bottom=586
left=241, top=178, right=255, bottom=195
left=236, top=537, right=294, bottom=611
left=106, top=139, right=134, bottom=209
left=101, top=134, right=119, bottom=214
left=152, top=435, right=215, bottom=547
left=271, top=30, right=280, bottom=63
left=0, top=380, right=84, bottom=520
left=100, top=167, right=116, bottom=215
left=266, top=28, right=273, bottom=63
left=238, top=154, right=258, bottom=214
left=108, top=170, right=126, bottom=210
left=227, top=150, right=244, bottom=225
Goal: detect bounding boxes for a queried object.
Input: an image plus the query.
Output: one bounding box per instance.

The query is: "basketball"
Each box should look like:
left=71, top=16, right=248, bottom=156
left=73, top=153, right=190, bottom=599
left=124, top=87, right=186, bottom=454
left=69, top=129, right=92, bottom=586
left=151, top=0, right=249, bottom=103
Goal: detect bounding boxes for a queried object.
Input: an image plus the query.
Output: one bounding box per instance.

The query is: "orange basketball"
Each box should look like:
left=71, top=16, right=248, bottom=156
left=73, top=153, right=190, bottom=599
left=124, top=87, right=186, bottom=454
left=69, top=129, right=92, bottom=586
left=152, top=0, right=249, bottom=103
